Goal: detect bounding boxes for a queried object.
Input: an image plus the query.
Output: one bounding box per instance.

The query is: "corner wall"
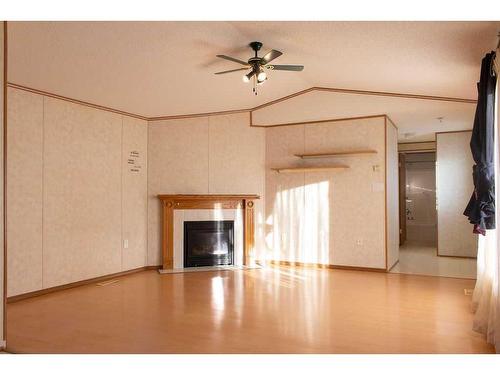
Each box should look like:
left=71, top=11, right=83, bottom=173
left=386, top=119, right=399, bottom=269
left=6, top=87, right=148, bottom=297
left=1, top=21, right=5, bottom=348
left=264, top=116, right=389, bottom=269
left=436, top=131, right=477, bottom=257
left=147, top=113, right=266, bottom=266
left=5, top=84, right=401, bottom=300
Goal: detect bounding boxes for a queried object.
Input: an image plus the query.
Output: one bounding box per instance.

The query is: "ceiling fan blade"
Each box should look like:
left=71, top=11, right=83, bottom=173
left=267, top=64, right=304, bottom=71
left=214, top=67, right=249, bottom=75
left=261, top=49, right=283, bottom=64
left=216, top=54, right=249, bottom=66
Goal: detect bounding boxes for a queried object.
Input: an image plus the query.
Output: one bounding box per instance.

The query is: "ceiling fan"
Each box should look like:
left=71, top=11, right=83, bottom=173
left=214, top=41, right=304, bottom=95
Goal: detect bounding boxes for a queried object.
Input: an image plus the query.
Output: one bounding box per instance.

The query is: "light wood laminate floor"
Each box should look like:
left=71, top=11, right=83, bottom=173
left=6, top=267, right=494, bottom=353
left=391, top=241, right=477, bottom=279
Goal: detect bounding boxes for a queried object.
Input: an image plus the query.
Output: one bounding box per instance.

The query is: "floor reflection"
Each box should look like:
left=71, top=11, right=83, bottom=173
left=6, top=267, right=492, bottom=353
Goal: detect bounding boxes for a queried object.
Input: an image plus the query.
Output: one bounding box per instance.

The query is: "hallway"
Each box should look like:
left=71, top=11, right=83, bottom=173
left=391, top=241, right=477, bottom=279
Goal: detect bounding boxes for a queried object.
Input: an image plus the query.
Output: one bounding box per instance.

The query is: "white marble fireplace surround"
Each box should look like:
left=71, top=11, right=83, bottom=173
left=173, top=209, right=244, bottom=269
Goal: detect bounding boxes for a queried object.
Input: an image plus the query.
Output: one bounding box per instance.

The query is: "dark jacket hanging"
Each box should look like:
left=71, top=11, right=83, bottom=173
left=464, top=51, right=497, bottom=235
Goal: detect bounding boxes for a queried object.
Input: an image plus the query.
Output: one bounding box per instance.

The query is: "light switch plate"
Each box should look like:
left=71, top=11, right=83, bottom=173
left=123, top=239, right=129, bottom=249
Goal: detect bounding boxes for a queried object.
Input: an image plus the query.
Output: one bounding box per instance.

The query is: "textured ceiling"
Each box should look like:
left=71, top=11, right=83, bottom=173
left=6, top=21, right=499, bottom=141
left=8, top=21, right=499, bottom=118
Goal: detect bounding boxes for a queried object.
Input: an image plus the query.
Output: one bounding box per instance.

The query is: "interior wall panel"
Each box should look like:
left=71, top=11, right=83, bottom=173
left=42, top=97, right=123, bottom=288
left=386, top=122, right=399, bottom=269
left=208, top=112, right=266, bottom=258
left=436, top=131, right=477, bottom=257
left=122, top=116, right=148, bottom=270
left=265, top=125, right=306, bottom=263
left=265, top=117, right=387, bottom=269
left=6, top=87, right=43, bottom=296
left=0, top=23, right=4, bottom=346
left=6, top=87, right=150, bottom=296
left=147, top=114, right=266, bottom=266
left=305, top=118, right=386, bottom=268
left=147, top=117, right=209, bottom=266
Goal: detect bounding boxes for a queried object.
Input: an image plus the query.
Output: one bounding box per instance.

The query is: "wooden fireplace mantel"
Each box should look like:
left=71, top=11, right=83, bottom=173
left=158, top=194, right=260, bottom=270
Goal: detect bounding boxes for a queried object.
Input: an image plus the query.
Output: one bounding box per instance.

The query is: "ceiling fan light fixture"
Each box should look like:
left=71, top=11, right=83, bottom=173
left=243, top=70, right=255, bottom=83
left=214, top=41, right=304, bottom=93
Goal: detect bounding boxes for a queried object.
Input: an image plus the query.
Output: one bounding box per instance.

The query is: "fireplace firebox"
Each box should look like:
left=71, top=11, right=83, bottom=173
left=184, top=220, right=234, bottom=267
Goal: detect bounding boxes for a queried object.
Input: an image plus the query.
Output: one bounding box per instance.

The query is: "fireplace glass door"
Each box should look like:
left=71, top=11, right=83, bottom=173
left=184, top=220, right=234, bottom=267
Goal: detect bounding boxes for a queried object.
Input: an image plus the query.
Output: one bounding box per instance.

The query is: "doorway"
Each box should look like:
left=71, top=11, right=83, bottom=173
left=403, top=152, right=437, bottom=246
left=392, top=150, right=476, bottom=278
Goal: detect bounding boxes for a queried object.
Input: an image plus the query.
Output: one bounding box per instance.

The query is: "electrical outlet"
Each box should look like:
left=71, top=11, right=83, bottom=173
left=356, top=239, right=363, bottom=246
left=123, top=239, right=129, bottom=249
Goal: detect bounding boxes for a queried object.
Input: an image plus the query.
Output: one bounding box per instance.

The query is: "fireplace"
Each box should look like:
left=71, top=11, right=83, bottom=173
left=184, top=220, right=234, bottom=267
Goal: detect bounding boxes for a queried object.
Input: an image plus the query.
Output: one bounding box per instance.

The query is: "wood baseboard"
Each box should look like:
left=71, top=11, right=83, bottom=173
left=7, top=260, right=387, bottom=303
left=387, top=259, right=400, bottom=272
left=144, top=265, right=162, bottom=271
left=7, top=265, right=161, bottom=303
left=268, top=260, right=387, bottom=273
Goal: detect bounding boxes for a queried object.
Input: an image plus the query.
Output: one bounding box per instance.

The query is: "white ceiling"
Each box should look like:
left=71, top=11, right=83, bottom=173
left=7, top=21, right=499, bottom=136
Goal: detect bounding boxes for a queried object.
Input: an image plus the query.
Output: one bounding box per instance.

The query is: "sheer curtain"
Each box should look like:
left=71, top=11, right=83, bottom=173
left=472, top=54, right=500, bottom=352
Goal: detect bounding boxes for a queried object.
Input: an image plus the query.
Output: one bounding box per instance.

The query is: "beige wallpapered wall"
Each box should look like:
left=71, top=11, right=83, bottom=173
left=6, top=90, right=399, bottom=295
left=6, top=87, right=148, bottom=296
left=0, top=23, right=5, bottom=346
left=436, top=131, right=477, bottom=257
left=386, top=122, right=400, bottom=269
left=264, top=117, right=393, bottom=269
left=147, top=113, right=266, bottom=266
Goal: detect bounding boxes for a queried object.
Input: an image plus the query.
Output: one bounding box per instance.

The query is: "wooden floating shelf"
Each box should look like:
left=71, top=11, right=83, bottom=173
left=294, top=149, right=378, bottom=159
left=272, top=166, right=350, bottom=174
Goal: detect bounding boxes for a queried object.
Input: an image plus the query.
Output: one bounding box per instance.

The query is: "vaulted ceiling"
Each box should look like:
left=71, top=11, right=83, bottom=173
left=7, top=21, right=500, bottom=139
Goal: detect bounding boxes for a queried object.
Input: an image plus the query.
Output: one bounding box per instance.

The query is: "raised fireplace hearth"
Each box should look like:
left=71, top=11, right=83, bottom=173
left=184, top=220, right=234, bottom=267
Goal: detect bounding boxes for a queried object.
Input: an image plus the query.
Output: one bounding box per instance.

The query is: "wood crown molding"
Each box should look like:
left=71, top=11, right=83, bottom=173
left=435, top=129, right=473, bottom=137
left=250, top=86, right=477, bottom=113
left=7, top=82, right=150, bottom=121
left=6, top=82, right=476, bottom=126
left=250, top=114, right=388, bottom=128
